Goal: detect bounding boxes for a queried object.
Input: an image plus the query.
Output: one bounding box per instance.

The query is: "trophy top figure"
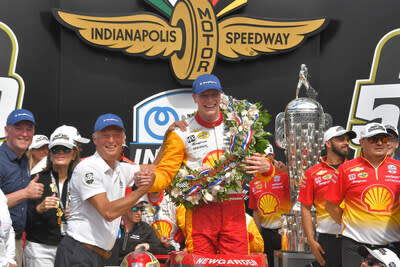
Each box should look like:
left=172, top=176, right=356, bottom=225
left=296, top=64, right=318, bottom=99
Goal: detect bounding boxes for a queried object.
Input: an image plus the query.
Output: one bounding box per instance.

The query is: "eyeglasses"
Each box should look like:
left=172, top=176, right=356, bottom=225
left=366, top=257, right=385, bottom=266
left=50, top=146, right=72, bottom=154
left=131, top=206, right=145, bottom=212
left=367, top=136, right=389, bottom=144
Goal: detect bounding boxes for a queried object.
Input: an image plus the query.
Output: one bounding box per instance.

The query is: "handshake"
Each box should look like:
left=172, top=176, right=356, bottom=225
left=134, top=169, right=155, bottom=191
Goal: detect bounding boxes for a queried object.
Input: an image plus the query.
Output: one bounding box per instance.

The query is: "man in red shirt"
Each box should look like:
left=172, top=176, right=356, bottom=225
left=325, top=122, right=400, bottom=267
left=249, top=145, right=291, bottom=266
left=299, top=126, right=356, bottom=267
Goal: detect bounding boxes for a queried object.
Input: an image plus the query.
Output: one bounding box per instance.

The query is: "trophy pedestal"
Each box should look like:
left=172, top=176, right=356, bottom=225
left=280, top=213, right=305, bottom=252
left=274, top=251, right=316, bottom=267
left=280, top=209, right=316, bottom=252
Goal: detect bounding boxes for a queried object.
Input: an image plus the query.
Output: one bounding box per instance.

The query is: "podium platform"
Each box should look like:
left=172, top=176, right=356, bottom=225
left=167, top=251, right=268, bottom=266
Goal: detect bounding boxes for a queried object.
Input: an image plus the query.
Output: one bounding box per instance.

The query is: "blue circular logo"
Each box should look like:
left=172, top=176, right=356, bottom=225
left=144, top=107, right=179, bottom=140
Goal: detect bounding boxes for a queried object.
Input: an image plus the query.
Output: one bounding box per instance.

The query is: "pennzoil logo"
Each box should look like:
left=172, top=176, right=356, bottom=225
left=361, top=184, right=393, bottom=212
left=322, top=174, right=332, bottom=180
left=52, top=0, right=328, bottom=84
left=358, top=172, right=369, bottom=178
left=197, top=131, right=210, bottom=139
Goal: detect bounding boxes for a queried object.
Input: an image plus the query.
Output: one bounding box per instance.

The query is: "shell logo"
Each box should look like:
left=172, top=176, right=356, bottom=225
left=202, top=149, right=225, bottom=167
left=258, top=192, right=279, bottom=215
left=362, top=185, right=393, bottom=212
left=152, top=220, right=172, bottom=238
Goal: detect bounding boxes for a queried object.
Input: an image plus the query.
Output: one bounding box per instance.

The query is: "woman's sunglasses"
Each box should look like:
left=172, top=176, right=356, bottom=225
left=131, top=206, right=145, bottom=212
left=50, top=146, right=72, bottom=154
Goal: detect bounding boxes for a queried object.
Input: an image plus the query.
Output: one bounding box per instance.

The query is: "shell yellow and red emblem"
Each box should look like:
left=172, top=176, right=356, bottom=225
left=258, top=192, right=279, bottom=215
left=152, top=220, right=172, bottom=238
left=362, top=185, right=393, bottom=212
left=202, top=149, right=225, bottom=167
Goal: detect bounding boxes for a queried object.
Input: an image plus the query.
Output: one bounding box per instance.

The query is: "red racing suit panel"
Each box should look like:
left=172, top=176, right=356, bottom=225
left=326, top=156, right=400, bottom=245
left=185, top=193, right=248, bottom=254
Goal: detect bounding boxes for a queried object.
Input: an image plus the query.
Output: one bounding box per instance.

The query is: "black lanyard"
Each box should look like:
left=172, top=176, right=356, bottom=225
left=50, top=171, right=71, bottom=213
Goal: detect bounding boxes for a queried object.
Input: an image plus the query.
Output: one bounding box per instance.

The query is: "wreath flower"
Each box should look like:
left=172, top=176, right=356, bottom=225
left=166, top=94, right=271, bottom=209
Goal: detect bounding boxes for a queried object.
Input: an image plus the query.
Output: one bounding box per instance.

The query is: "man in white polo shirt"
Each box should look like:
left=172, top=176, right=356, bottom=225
left=55, top=113, right=154, bottom=267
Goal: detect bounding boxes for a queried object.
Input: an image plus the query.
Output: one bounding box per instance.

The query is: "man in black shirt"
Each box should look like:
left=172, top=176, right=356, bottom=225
left=106, top=200, right=174, bottom=265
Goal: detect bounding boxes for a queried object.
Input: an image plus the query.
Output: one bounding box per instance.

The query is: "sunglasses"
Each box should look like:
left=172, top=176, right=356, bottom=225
left=50, top=146, right=72, bottom=154
left=366, top=257, right=385, bottom=266
left=367, top=136, right=389, bottom=144
left=131, top=206, right=145, bottom=212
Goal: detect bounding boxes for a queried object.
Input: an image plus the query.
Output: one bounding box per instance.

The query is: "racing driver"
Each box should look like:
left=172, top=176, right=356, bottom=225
left=149, top=73, right=274, bottom=255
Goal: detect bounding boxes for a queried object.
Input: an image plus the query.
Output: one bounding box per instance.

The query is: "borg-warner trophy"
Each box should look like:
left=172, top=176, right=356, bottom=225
left=275, top=64, right=332, bottom=251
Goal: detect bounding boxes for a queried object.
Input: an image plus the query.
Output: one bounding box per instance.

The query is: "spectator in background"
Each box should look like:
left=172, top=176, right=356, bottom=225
left=107, top=196, right=173, bottom=266
left=140, top=191, right=185, bottom=252
left=53, top=125, right=90, bottom=154
left=245, top=213, right=264, bottom=254
left=0, top=188, right=17, bottom=267
left=358, top=246, right=400, bottom=267
left=299, top=126, right=356, bottom=267
left=385, top=124, right=400, bottom=160
left=23, top=127, right=81, bottom=267
left=249, top=144, right=291, bottom=267
left=27, top=135, right=49, bottom=171
left=0, top=109, right=44, bottom=266
left=326, top=123, right=400, bottom=266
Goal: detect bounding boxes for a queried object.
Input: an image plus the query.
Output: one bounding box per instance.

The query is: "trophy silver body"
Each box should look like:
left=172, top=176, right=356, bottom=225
left=275, top=64, right=331, bottom=251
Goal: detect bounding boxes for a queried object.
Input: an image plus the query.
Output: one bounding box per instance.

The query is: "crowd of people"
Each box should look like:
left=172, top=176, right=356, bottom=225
left=1, top=73, right=400, bottom=267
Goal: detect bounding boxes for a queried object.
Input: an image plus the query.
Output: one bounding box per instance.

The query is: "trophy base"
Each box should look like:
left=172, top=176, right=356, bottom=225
left=274, top=250, right=316, bottom=267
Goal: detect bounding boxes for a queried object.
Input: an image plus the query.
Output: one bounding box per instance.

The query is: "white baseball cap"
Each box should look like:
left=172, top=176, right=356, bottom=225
left=358, top=246, right=400, bottom=267
left=29, top=135, right=49, bottom=150
left=49, top=129, right=76, bottom=149
left=323, top=126, right=356, bottom=143
left=264, top=144, right=274, bottom=156
left=53, top=125, right=90, bottom=144
left=385, top=124, right=399, bottom=137
left=359, top=122, right=389, bottom=139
